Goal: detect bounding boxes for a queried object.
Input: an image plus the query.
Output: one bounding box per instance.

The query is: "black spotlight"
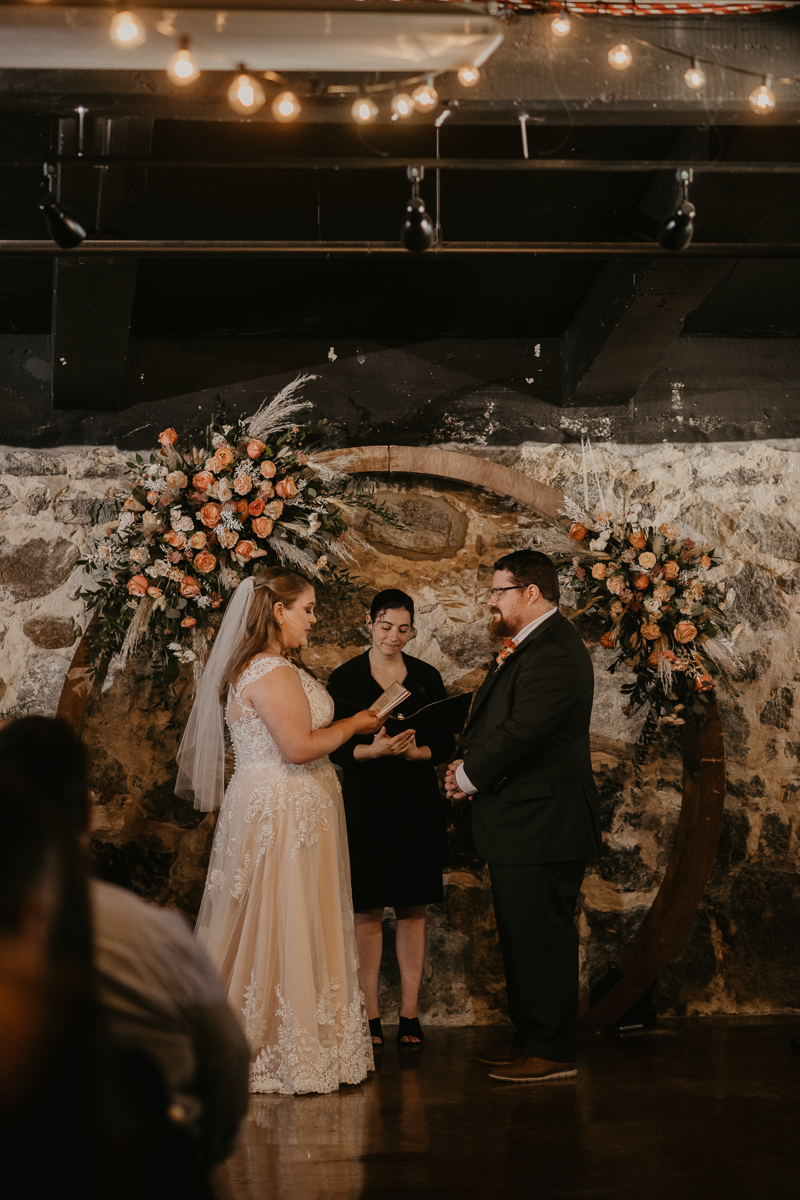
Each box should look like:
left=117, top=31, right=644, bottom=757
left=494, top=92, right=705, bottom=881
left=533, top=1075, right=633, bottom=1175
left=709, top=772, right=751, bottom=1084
left=39, top=197, right=87, bottom=250
left=657, top=167, right=695, bottom=253
left=401, top=166, right=435, bottom=254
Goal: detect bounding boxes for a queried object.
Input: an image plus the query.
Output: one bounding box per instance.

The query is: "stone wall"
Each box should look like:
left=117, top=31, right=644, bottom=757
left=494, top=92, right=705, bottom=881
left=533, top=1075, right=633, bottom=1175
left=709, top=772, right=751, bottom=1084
left=0, top=439, right=798, bottom=1021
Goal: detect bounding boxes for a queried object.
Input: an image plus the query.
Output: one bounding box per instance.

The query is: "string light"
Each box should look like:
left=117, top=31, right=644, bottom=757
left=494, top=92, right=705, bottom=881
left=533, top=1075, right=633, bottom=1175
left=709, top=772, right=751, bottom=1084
left=749, top=75, right=776, bottom=115
left=551, top=9, right=572, bottom=37
left=109, top=10, right=146, bottom=48
left=166, top=38, right=200, bottom=86
left=608, top=44, right=633, bottom=72
left=457, top=64, right=481, bottom=87
left=390, top=93, right=415, bottom=119
left=412, top=78, right=438, bottom=111
left=227, top=67, right=266, bottom=115
left=272, top=91, right=301, bottom=122
left=351, top=96, right=378, bottom=125
left=684, top=57, right=706, bottom=91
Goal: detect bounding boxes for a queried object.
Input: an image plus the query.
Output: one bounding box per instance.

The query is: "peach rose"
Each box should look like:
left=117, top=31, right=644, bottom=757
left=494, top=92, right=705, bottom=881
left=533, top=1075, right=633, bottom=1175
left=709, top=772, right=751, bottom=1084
left=181, top=617, right=197, bottom=628
left=260, top=460, right=277, bottom=479
left=214, top=446, right=234, bottom=469
left=164, top=530, right=186, bottom=549
left=165, top=470, right=188, bottom=490
left=127, top=575, right=149, bottom=596
left=146, top=586, right=163, bottom=599
left=569, top=522, right=587, bottom=542
left=234, top=540, right=257, bottom=560
left=259, top=481, right=274, bottom=499
left=629, top=531, right=647, bottom=550
left=158, top=428, right=178, bottom=448
left=659, top=522, right=679, bottom=540
left=265, top=500, right=284, bottom=520
left=247, top=440, right=267, bottom=459
left=591, top=563, right=606, bottom=580
left=638, top=552, right=657, bottom=570
left=700, top=554, right=712, bottom=569
left=654, top=584, right=672, bottom=602
left=194, top=551, right=217, bottom=574
left=189, top=532, right=207, bottom=550
left=234, top=499, right=249, bottom=516
left=204, top=458, right=218, bottom=474
left=234, top=475, right=253, bottom=495
left=180, top=576, right=201, bottom=598
left=600, top=631, right=617, bottom=649
left=217, top=529, right=239, bottom=549
left=251, top=517, right=274, bottom=539
left=199, top=503, right=221, bottom=528
left=663, top=561, right=679, bottom=580
left=607, top=575, right=625, bottom=596
left=641, top=623, right=661, bottom=640
left=694, top=673, right=714, bottom=691
left=147, top=490, right=159, bottom=506
left=674, top=621, right=698, bottom=644
left=633, top=574, right=650, bottom=591
left=248, top=497, right=265, bottom=517
left=193, top=471, right=215, bottom=492
left=275, top=476, right=298, bottom=500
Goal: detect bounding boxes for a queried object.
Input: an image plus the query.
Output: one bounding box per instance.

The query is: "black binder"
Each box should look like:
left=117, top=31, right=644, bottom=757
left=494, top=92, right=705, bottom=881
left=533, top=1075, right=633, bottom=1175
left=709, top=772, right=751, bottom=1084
left=383, top=691, right=473, bottom=738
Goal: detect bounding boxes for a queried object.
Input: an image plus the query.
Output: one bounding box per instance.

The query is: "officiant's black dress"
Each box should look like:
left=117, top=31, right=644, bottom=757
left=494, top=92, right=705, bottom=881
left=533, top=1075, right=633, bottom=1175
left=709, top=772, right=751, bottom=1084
left=327, top=651, right=454, bottom=912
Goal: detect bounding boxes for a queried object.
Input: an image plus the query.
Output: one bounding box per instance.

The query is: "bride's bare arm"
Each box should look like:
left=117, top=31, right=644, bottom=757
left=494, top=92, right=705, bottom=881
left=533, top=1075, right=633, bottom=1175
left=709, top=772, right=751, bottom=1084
left=244, top=665, right=381, bottom=765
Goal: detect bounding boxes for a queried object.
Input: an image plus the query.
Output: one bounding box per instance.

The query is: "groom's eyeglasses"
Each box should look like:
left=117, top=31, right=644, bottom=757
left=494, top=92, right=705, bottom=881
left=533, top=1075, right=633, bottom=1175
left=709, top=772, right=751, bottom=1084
left=488, top=586, right=526, bottom=599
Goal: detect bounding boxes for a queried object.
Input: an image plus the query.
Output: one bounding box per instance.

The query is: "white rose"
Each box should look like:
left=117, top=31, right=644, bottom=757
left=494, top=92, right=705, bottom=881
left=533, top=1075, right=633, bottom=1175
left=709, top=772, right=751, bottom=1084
left=165, top=471, right=188, bottom=490
left=177, top=516, right=195, bottom=533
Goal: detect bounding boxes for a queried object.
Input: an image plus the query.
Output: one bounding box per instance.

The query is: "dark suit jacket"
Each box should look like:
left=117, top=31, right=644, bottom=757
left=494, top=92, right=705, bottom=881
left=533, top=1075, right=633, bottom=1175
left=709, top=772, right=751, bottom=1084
left=461, top=610, right=603, bottom=866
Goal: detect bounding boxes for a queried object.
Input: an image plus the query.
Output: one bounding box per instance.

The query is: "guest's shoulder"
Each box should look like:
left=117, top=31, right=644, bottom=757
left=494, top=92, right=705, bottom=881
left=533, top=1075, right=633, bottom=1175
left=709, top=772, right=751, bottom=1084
left=92, top=877, right=192, bottom=945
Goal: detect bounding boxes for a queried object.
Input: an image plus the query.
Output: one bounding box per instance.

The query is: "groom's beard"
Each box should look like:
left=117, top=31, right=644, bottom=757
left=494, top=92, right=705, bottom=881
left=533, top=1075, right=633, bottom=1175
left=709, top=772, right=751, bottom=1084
left=488, top=610, right=516, bottom=642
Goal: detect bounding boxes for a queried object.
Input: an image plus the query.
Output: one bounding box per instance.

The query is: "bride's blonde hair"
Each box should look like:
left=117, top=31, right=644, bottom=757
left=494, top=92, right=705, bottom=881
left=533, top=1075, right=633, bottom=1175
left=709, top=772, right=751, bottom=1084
left=218, top=567, right=315, bottom=701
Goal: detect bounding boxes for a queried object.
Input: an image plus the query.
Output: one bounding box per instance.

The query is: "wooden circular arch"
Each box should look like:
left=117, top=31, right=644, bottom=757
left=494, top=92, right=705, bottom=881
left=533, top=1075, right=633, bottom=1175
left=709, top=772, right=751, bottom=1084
left=57, top=442, right=726, bottom=1033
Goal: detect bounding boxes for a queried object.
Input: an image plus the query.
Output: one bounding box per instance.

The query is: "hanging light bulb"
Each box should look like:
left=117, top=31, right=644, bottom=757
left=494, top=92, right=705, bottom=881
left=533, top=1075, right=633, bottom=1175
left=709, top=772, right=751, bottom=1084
left=551, top=8, right=571, bottom=37
left=272, top=91, right=301, bottom=122
left=657, top=169, right=695, bottom=254
left=167, top=38, right=200, bottom=86
left=351, top=96, right=378, bottom=124
left=390, top=93, right=415, bottom=119
left=608, top=44, right=633, bottom=72
left=412, top=77, right=438, bottom=111
left=684, top=57, right=706, bottom=91
left=401, top=167, right=435, bottom=254
left=749, top=75, right=776, bottom=115
left=109, top=10, right=146, bottom=48
left=457, top=64, right=480, bottom=87
left=227, top=67, right=266, bottom=115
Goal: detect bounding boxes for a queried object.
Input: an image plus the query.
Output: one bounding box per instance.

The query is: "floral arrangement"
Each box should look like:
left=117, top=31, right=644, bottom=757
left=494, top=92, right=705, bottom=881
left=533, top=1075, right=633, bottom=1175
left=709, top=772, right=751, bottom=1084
left=81, top=376, right=383, bottom=704
left=560, top=497, right=740, bottom=760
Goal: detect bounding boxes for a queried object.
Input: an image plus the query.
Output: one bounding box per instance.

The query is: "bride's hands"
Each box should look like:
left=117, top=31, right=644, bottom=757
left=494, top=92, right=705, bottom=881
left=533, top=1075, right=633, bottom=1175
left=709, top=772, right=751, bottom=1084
left=352, top=708, right=383, bottom=736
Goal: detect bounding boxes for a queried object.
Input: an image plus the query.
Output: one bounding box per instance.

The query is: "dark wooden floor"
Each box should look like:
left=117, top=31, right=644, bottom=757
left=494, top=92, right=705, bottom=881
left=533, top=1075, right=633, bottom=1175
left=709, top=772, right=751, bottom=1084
left=216, top=1020, right=800, bottom=1200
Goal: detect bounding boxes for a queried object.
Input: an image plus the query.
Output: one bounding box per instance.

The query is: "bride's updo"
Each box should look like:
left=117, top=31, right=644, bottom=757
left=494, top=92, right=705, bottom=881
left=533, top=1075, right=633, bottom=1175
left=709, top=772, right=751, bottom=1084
left=219, top=567, right=314, bottom=700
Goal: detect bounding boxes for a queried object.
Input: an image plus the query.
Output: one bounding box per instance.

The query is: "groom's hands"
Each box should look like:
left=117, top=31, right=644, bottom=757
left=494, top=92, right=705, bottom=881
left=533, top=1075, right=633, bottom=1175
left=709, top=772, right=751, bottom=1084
left=445, top=759, right=467, bottom=800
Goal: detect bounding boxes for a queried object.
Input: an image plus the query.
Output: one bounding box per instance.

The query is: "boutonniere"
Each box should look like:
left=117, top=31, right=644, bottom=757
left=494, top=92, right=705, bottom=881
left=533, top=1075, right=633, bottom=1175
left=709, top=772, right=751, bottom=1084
left=495, top=638, right=517, bottom=668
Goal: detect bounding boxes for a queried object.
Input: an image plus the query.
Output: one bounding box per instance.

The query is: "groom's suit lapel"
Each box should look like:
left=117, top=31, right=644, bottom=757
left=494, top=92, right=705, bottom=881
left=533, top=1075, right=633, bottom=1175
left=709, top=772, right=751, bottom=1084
left=466, top=610, right=564, bottom=729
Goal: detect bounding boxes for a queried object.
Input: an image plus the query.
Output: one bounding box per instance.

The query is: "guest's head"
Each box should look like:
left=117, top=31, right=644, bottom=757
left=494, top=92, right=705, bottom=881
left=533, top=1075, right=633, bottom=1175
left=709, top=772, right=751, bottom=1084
left=220, top=567, right=316, bottom=699
left=488, top=550, right=560, bottom=640
left=367, top=589, right=415, bottom=660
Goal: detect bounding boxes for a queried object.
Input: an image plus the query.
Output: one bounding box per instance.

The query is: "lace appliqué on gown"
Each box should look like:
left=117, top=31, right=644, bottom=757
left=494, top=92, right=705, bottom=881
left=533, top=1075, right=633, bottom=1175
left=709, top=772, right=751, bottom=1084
left=194, top=653, right=373, bottom=1095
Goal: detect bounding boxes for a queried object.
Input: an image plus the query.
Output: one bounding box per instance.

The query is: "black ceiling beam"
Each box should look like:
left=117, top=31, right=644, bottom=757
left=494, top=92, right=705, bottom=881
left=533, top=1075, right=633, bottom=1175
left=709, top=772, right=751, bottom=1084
left=5, top=239, right=800, bottom=257
left=4, top=158, right=800, bottom=173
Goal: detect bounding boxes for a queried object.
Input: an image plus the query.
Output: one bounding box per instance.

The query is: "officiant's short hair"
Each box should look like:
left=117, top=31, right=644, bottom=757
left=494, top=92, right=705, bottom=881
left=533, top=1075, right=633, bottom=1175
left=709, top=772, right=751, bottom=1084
left=494, top=550, right=560, bottom=604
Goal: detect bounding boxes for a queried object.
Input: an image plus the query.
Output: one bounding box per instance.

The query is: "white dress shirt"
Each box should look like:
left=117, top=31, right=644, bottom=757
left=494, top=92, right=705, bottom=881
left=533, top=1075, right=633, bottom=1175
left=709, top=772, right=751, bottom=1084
left=455, top=607, right=557, bottom=796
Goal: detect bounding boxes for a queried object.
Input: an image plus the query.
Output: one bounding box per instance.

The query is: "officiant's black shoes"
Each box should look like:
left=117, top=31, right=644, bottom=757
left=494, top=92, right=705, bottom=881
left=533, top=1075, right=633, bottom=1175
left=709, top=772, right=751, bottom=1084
left=369, top=1017, right=384, bottom=1053
left=397, top=1016, right=424, bottom=1048
left=488, top=1055, right=577, bottom=1083
left=477, top=1041, right=521, bottom=1066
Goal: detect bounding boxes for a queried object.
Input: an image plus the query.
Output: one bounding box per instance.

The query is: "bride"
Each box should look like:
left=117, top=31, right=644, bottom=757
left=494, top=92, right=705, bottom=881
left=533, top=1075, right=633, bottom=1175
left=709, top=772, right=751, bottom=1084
left=175, top=567, right=381, bottom=1095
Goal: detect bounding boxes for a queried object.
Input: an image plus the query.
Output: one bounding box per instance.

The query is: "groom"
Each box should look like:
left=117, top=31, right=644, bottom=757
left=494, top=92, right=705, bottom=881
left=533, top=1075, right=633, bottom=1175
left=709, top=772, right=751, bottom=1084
left=446, top=549, right=602, bottom=1082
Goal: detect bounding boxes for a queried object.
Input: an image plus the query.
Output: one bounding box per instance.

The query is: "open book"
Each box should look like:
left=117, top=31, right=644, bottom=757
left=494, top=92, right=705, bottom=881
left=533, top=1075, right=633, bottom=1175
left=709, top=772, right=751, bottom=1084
left=372, top=680, right=411, bottom=721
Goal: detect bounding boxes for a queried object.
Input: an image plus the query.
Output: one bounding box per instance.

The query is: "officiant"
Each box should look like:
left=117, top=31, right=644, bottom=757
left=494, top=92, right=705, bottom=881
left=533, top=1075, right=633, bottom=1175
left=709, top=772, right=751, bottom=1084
left=327, top=589, right=454, bottom=1049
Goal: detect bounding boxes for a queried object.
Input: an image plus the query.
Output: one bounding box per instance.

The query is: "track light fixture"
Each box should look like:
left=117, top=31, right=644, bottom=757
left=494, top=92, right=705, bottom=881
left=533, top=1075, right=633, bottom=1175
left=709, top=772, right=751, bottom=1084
left=351, top=96, right=378, bottom=124
left=657, top=168, right=695, bottom=254
left=608, top=43, right=633, bottom=72
left=684, top=57, right=706, bottom=91
left=227, top=66, right=266, bottom=115
left=401, top=166, right=435, bottom=254
left=749, top=75, right=776, bottom=115
left=457, top=64, right=480, bottom=87
left=167, top=38, right=200, bottom=86
left=412, top=78, right=438, bottom=111
left=39, top=164, right=86, bottom=250
left=551, top=8, right=571, bottom=37
left=272, top=91, right=301, bottom=122
left=391, top=93, right=415, bottom=119
left=109, top=10, right=146, bottom=48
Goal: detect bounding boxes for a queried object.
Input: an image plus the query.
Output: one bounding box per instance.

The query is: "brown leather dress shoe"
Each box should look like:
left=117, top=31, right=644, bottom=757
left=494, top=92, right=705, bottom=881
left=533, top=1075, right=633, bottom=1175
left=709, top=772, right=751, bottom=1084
left=476, top=1041, right=521, bottom=1065
left=488, top=1055, right=577, bottom=1082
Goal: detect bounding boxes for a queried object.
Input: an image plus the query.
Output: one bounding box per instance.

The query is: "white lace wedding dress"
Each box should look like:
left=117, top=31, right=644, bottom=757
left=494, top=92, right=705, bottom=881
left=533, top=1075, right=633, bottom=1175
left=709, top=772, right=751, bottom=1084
left=195, top=654, right=374, bottom=1095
